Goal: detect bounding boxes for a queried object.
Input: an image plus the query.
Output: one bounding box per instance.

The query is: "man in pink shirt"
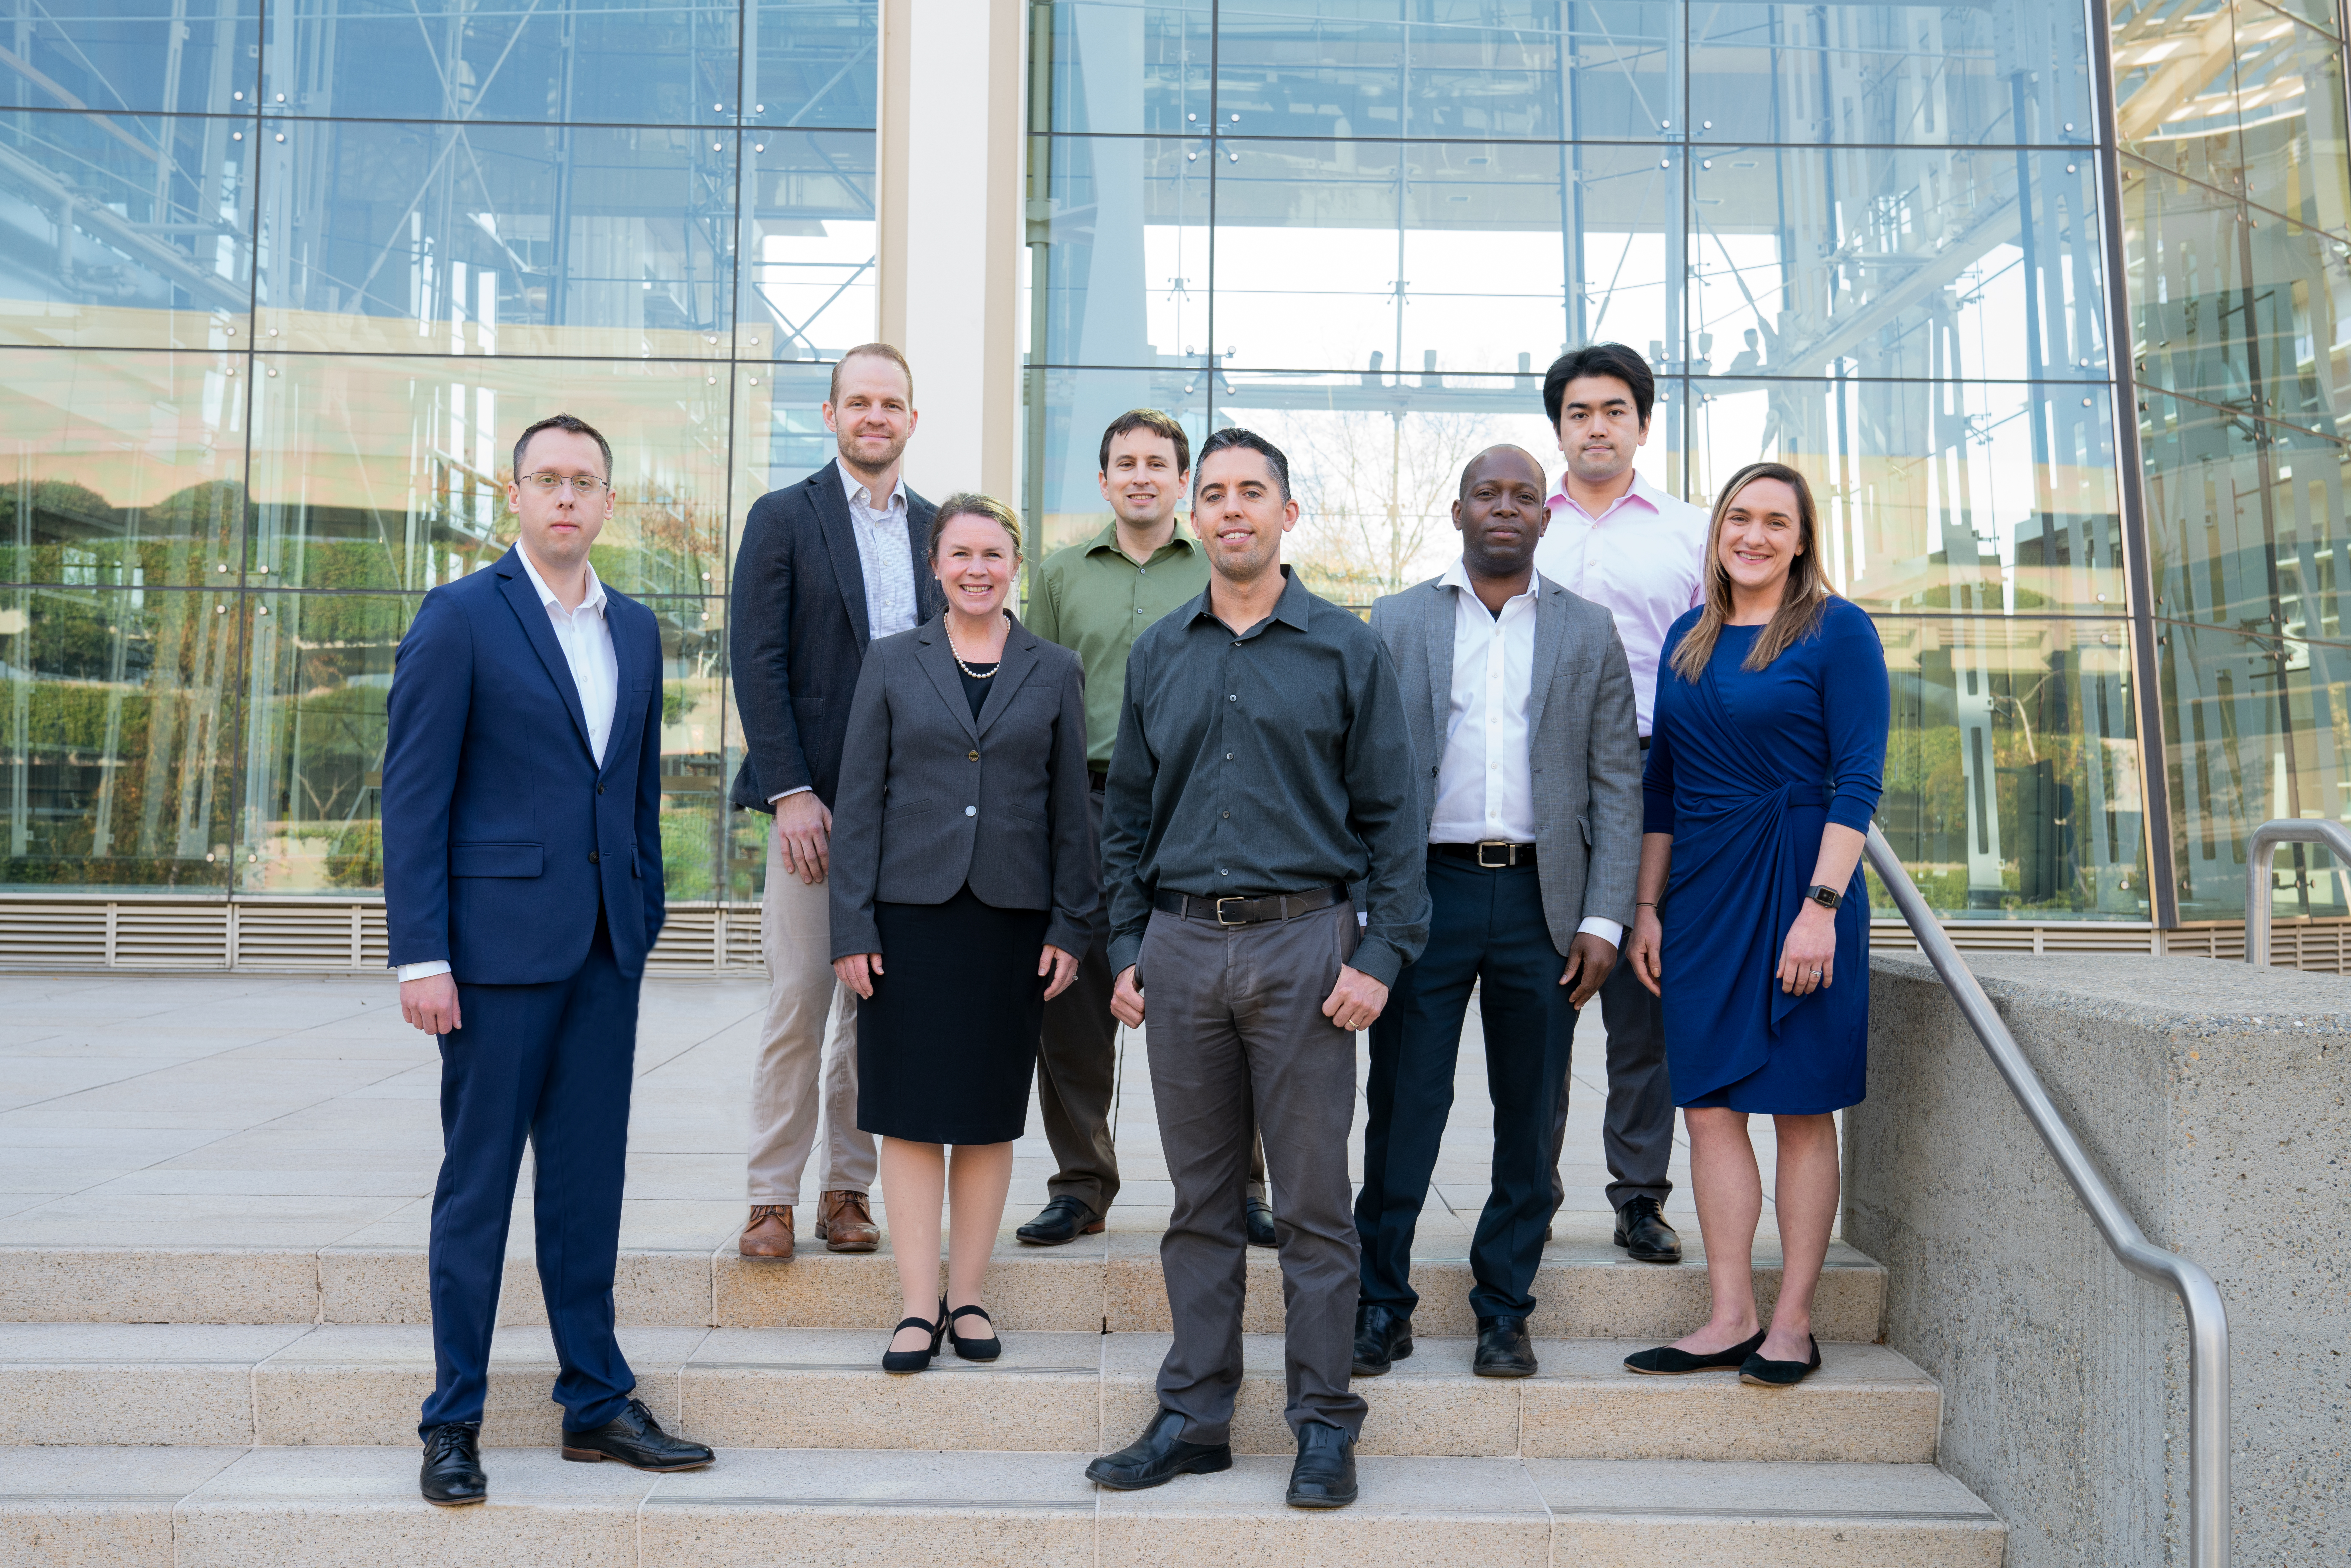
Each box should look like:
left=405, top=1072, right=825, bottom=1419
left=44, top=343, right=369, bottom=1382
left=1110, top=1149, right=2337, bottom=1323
left=1529, top=344, right=1707, bottom=1264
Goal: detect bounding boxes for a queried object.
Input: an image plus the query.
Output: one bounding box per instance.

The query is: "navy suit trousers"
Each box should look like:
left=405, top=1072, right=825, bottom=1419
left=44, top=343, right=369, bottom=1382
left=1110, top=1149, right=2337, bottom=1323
left=1355, top=856, right=1572, bottom=1320
left=418, top=914, right=640, bottom=1437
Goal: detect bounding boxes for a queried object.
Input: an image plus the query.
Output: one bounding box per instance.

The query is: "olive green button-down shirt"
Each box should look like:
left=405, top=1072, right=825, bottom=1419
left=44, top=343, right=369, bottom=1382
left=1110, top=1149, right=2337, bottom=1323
left=1024, top=522, right=1211, bottom=767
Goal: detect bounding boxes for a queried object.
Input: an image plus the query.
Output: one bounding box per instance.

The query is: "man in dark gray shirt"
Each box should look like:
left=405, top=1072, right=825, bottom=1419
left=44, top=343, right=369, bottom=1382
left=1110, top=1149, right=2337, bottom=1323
left=1083, top=428, right=1428, bottom=1511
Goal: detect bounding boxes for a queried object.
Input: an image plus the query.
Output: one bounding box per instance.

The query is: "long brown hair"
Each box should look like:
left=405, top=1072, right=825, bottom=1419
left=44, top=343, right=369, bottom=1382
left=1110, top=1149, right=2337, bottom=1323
left=1667, top=461, right=1833, bottom=682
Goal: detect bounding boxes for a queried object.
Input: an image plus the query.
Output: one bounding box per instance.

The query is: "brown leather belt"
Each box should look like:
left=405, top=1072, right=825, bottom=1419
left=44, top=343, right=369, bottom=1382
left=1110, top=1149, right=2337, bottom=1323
left=1153, top=884, right=1347, bottom=927
left=1432, top=841, right=1538, bottom=869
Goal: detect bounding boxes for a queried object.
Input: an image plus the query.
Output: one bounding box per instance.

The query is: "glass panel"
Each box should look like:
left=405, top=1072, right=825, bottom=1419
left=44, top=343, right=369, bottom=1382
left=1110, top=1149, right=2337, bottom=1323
left=2242, top=212, right=2351, bottom=435
left=2236, top=7, right=2351, bottom=232
left=2122, top=160, right=2262, bottom=412
left=1692, top=1, right=2095, bottom=148
left=1024, top=365, right=1208, bottom=557
left=0, top=585, right=237, bottom=891
left=1043, top=0, right=1211, bottom=137
left=1684, top=379, right=2127, bottom=617
left=2111, top=0, right=2245, bottom=190
left=739, top=131, right=876, bottom=363
left=2254, top=0, right=2344, bottom=37
left=1212, top=139, right=1675, bottom=377
left=2139, top=387, right=2280, bottom=633
left=253, top=118, right=736, bottom=359
left=236, top=592, right=727, bottom=897
left=1209, top=1, right=1678, bottom=143
left=0, top=1, right=258, bottom=116
left=1689, top=144, right=2110, bottom=384
left=749, top=0, right=882, bottom=131
left=729, top=361, right=843, bottom=540
left=0, top=347, right=247, bottom=587
left=264, top=0, right=741, bottom=126
left=0, top=110, right=254, bottom=349
left=1875, top=614, right=2150, bottom=920
left=248, top=354, right=729, bottom=598
left=1033, top=135, right=1208, bottom=369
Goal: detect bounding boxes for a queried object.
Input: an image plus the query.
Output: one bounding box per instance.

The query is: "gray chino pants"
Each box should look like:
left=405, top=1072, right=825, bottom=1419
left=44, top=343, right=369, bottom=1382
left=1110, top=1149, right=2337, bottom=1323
left=1140, top=900, right=1367, bottom=1443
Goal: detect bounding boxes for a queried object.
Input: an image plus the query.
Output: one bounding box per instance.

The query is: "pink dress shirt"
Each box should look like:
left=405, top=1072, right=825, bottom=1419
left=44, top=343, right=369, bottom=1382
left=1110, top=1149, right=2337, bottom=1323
left=1532, top=470, right=1708, bottom=737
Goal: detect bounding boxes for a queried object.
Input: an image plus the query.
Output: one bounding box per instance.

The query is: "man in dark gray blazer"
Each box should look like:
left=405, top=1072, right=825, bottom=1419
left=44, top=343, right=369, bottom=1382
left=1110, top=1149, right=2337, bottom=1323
left=728, top=343, right=943, bottom=1261
left=1354, top=444, right=1642, bottom=1380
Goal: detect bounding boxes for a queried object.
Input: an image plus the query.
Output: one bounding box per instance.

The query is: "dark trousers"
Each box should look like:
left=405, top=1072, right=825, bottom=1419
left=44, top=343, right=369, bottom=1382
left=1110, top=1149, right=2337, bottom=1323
left=1549, top=941, right=1676, bottom=1213
left=1357, top=856, right=1570, bottom=1321
left=419, top=914, right=640, bottom=1438
left=1142, top=901, right=1365, bottom=1442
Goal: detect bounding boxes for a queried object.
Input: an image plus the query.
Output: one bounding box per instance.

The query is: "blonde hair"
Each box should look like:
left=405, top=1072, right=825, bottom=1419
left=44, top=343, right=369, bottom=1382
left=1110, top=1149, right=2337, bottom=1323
left=927, top=492, right=1024, bottom=562
left=1667, top=461, right=1833, bottom=682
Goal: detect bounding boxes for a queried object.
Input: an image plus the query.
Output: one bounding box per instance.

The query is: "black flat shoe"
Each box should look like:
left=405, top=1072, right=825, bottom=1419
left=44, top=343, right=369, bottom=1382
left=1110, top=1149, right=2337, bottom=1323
left=1613, top=1196, right=1683, bottom=1263
left=1351, top=1303, right=1413, bottom=1376
left=1085, top=1407, right=1234, bottom=1490
left=1473, top=1314, right=1537, bottom=1378
left=1245, top=1196, right=1278, bottom=1248
left=1016, top=1196, right=1105, bottom=1246
left=948, top=1302, right=1002, bottom=1361
left=1623, top=1329, right=1766, bottom=1375
left=419, top=1421, right=485, bottom=1506
left=1285, top=1421, right=1357, bottom=1509
left=1740, top=1335, right=1823, bottom=1387
left=882, top=1300, right=947, bottom=1373
left=560, top=1398, right=715, bottom=1471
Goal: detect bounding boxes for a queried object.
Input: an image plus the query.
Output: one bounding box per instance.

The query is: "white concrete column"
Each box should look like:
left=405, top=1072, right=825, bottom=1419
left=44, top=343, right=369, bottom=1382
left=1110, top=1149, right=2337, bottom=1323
left=877, top=0, right=1027, bottom=504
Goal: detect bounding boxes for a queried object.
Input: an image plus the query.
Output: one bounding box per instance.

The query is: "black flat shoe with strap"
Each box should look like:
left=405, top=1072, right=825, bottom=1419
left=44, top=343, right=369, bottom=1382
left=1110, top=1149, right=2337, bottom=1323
left=1623, top=1328, right=1767, bottom=1375
left=882, top=1298, right=947, bottom=1373
left=1739, top=1335, right=1822, bottom=1387
left=948, top=1303, right=1002, bottom=1361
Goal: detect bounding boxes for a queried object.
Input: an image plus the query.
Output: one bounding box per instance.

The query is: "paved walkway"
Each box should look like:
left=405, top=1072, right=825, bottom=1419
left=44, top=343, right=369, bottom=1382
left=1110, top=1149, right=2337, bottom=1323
left=0, top=973, right=1762, bottom=1256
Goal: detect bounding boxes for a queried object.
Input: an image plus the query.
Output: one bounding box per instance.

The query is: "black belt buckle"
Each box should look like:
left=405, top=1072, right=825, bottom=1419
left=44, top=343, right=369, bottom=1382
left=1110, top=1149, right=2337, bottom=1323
left=1476, top=841, right=1518, bottom=869
left=1213, top=895, right=1252, bottom=926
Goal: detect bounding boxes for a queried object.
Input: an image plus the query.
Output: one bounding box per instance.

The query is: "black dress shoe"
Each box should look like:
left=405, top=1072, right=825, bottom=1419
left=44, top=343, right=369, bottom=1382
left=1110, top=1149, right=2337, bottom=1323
left=1085, top=1407, right=1233, bottom=1490
left=1285, top=1421, right=1358, bottom=1509
left=1740, top=1335, right=1823, bottom=1387
left=1473, top=1314, right=1537, bottom=1378
left=1352, top=1303, right=1414, bottom=1376
left=1613, top=1196, right=1683, bottom=1263
left=1245, top=1196, right=1278, bottom=1248
left=1016, top=1195, right=1105, bottom=1246
left=560, top=1398, right=715, bottom=1471
left=419, top=1421, right=485, bottom=1506
left=1623, top=1328, right=1767, bottom=1375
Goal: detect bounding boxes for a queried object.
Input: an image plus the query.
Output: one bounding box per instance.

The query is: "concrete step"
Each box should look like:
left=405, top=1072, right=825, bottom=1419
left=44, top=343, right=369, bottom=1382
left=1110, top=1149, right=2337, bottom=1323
left=0, top=1226, right=1887, bottom=1339
left=0, top=1323, right=1942, bottom=1463
left=0, top=1444, right=2006, bottom=1567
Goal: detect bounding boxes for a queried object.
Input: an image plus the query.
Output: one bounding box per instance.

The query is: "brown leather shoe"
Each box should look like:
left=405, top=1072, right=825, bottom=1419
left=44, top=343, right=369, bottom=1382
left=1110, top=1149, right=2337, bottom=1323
left=739, top=1204, right=794, bottom=1260
left=813, top=1189, right=879, bottom=1252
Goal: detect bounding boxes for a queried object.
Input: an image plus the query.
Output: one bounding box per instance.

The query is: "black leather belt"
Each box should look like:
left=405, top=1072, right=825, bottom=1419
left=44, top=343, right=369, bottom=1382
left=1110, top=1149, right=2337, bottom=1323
left=1153, top=884, right=1346, bottom=926
left=1433, top=841, right=1538, bottom=869
left=1088, top=769, right=1109, bottom=792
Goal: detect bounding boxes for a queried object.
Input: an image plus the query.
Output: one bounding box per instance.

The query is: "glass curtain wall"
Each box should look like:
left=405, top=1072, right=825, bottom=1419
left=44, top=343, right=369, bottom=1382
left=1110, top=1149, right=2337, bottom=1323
left=0, top=1, right=877, bottom=901
left=1025, top=0, right=2156, bottom=920
left=2116, top=0, right=2351, bottom=922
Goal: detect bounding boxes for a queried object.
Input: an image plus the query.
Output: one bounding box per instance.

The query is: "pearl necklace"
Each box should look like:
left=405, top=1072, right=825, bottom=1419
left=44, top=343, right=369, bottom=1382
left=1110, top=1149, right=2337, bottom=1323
left=943, top=610, right=1010, bottom=679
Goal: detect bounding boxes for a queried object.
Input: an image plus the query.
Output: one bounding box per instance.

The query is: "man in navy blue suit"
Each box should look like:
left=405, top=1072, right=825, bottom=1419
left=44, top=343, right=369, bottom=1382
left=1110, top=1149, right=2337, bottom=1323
left=384, top=412, right=716, bottom=1506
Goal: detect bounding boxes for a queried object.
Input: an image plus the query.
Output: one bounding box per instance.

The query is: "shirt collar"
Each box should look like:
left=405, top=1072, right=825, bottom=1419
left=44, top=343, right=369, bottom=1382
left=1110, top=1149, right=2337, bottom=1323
left=840, top=463, right=907, bottom=516
left=1085, top=519, right=1196, bottom=563
left=1546, top=468, right=1665, bottom=524
left=1183, top=565, right=1314, bottom=636
left=515, top=543, right=606, bottom=618
left=1439, top=557, right=1541, bottom=606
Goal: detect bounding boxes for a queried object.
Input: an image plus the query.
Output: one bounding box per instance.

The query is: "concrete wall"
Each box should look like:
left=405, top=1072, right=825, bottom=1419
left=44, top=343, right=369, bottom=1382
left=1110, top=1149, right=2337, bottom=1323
left=1850, top=953, right=2349, bottom=1568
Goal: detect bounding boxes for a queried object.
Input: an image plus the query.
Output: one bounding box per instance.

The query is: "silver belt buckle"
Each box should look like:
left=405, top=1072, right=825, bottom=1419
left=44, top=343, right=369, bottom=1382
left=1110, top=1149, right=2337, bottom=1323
left=1214, top=896, right=1251, bottom=926
left=1476, top=840, right=1516, bottom=869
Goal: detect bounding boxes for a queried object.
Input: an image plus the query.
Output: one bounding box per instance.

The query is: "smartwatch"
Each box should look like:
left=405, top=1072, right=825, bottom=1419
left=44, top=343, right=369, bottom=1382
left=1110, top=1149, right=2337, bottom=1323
left=1806, top=884, right=1842, bottom=910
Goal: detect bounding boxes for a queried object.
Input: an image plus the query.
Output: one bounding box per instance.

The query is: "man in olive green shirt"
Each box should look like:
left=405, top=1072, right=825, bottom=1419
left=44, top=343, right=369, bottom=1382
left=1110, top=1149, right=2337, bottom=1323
left=1021, top=410, right=1277, bottom=1245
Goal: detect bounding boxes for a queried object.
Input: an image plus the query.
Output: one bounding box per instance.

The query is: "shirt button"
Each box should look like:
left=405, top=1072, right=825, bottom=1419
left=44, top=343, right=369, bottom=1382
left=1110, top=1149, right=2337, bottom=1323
left=1220, top=869, right=1229, bottom=876
left=1222, top=810, right=1230, bottom=819
left=1225, top=752, right=1234, bottom=760
left=1227, top=694, right=1237, bottom=702
left=968, top=750, right=979, bottom=761
left=965, top=805, right=977, bottom=817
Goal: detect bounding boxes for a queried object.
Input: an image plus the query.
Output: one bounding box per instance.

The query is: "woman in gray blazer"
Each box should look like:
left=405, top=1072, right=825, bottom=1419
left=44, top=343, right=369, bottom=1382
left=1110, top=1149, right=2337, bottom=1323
left=830, top=493, right=1098, bottom=1374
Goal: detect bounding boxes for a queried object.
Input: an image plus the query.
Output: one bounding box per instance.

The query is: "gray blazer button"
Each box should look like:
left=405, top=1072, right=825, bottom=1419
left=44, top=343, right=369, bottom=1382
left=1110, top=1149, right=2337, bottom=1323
left=965, top=805, right=977, bottom=817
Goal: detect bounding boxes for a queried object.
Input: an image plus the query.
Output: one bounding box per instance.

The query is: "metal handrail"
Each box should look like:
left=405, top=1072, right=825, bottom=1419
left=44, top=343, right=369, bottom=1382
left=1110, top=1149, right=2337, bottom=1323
left=2243, top=818, right=2351, bottom=967
left=1864, top=825, right=2230, bottom=1568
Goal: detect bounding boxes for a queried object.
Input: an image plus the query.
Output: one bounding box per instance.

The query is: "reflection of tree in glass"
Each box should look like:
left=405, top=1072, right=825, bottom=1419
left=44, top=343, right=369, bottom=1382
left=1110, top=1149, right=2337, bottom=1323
left=1261, top=408, right=1495, bottom=609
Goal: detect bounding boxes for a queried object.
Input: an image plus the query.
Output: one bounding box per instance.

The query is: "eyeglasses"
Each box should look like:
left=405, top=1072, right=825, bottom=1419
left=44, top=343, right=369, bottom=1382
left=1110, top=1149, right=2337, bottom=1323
left=520, top=472, right=611, bottom=496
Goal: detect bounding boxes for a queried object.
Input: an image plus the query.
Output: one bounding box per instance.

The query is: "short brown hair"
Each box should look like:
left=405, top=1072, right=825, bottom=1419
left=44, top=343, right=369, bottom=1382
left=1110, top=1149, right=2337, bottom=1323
left=828, top=342, right=914, bottom=405
left=927, top=492, right=1023, bottom=562
left=512, top=412, right=611, bottom=480
left=1097, top=408, right=1191, bottom=474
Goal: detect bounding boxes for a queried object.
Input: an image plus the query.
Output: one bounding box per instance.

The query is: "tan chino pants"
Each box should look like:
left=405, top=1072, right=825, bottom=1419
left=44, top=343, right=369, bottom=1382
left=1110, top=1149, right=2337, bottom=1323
left=746, top=825, right=876, bottom=1202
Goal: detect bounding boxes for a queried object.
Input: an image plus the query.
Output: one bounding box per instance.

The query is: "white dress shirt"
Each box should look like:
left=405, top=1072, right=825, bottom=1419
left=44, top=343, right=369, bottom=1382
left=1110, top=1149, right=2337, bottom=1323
left=398, top=545, right=619, bottom=983
left=771, top=467, right=918, bottom=806
left=1430, top=561, right=1624, bottom=951
left=1532, top=470, right=1708, bottom=737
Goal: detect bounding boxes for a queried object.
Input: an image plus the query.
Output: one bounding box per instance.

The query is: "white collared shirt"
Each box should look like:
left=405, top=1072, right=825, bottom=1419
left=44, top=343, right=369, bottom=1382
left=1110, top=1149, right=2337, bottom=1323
left=843, top=465, right=918, bottom=640
left=1429, top=561, right=1623, bottom=952
left=1532, top=470, right=1708, bottom=736
left=398, top=545, right=618, bottom=984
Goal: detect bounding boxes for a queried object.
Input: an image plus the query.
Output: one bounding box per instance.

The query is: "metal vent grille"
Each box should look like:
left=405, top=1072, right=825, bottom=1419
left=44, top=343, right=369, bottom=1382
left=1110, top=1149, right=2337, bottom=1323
left=0, top=903, right=107, bottom=964
left=110, top=906, right=230, bottom=968
left=646, top=908, right=721, bottom=973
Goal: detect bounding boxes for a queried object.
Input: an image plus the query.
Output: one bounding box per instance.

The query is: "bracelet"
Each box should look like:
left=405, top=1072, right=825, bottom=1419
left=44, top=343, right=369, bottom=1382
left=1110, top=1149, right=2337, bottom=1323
left=1635, top=900, right=1657, bottom=907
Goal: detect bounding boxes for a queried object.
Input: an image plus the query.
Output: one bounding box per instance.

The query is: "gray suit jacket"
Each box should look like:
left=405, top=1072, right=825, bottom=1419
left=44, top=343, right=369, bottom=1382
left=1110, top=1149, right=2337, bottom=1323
left=828, top=614, right=1099, bottom=962
left=1370, top=572, right=1642, bottom=954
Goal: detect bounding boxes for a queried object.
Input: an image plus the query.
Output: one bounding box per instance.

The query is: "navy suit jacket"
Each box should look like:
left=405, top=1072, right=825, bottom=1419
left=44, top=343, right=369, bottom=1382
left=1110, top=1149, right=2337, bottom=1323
left=727, top=459, right=942, bottom=813
left=382, top=547, right=668, bottom=984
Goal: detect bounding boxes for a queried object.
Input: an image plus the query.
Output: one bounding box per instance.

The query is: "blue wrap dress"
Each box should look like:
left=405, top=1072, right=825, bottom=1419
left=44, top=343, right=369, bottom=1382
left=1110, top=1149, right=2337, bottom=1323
left=1643, top=597, right=1889, bottom=1115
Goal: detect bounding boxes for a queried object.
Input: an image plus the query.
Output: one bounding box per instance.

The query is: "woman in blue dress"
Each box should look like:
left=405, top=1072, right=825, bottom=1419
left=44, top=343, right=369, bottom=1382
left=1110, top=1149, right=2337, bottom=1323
left=1619, top=461, right=1887, bottom=1389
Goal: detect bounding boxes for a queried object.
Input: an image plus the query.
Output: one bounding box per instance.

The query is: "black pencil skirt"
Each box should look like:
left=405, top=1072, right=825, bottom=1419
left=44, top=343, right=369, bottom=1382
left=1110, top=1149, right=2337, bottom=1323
left=855, top=883, right=1049, bottom=1146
